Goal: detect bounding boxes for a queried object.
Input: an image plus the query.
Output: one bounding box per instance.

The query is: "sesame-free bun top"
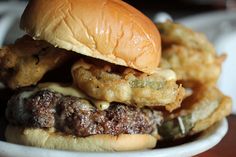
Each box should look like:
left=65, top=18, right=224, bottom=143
left=20, top=0, right=161, bottom=73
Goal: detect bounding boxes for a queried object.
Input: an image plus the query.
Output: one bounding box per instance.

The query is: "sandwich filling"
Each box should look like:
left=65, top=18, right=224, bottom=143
left=6, top=83, right=163, bottom=137
left=1, top=36, right=185, bottom=139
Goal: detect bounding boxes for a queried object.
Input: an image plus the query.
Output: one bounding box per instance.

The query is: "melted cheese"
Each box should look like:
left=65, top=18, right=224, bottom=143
left=38, top=83, right=87, bottom=98
left=38, top=83, right=110, bottom=110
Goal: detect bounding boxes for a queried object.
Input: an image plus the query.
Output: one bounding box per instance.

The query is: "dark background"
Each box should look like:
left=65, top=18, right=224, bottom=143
left=124, top=0, right=228, bottom=19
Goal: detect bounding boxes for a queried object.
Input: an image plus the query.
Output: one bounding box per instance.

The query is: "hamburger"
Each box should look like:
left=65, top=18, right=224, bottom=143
left=1, top=0, right=185, bottom=151
left=0, top=0, right=231, bottom=152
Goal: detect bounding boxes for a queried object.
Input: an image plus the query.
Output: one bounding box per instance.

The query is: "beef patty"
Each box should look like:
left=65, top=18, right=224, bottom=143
left=6, top=89, right=163, bottom=137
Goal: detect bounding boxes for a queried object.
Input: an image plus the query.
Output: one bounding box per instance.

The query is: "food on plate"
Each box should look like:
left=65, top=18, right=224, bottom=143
left=0, top=35, right=72, bottom=89
left=6, top=85, right=163, bottom=137
left=72, top=59, right=184, bottom=111
left=159, top=82, right=232, bottom=140
left=0, top=0, right=232, bottom=152
left=156, top=21, right=232, bottom=141
left=157, top=21, right=215, bottom=52
left=1, top=0, right=185, bottom=151
left=157, top=22, right=225, bottom=85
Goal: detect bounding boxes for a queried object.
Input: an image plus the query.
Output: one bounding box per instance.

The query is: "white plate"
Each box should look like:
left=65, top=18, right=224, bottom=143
left=0, top=118, right=228, bottom=157
left=177, top=11, right=236, bottom=114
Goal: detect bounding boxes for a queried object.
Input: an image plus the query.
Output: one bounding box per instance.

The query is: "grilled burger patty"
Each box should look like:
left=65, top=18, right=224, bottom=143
left=6, top=89, right=163, bottom=137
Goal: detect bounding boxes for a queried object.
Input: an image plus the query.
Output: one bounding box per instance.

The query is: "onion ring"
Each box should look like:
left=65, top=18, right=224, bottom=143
left=72, top=59, right=185, bottom=111
left=157, top=22, right=225, bottom=85
left=159, top=82, right=232, bottom=140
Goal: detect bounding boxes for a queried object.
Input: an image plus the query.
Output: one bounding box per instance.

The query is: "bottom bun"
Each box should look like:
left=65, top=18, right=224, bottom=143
left=5, top=125, right=157, bottom=152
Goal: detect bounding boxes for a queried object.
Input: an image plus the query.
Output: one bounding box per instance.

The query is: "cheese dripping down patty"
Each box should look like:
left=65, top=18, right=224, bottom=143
left=21, top=83, right=110, bottom=110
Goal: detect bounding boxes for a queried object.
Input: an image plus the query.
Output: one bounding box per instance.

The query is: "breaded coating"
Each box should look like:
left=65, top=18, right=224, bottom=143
left=159, top=82, right=232, bottom=140
left=157, top=22, right=225, bottom=85
left=0, top=35, right=72, bottom=89
left=72, top=59, right=185, bottom=111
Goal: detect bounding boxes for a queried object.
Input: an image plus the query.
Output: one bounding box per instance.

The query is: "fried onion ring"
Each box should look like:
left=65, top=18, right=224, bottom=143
left=160, top=45, right=224, bottom=85
left=0, top=35, right=72, bottom=89
left=157, top=21, right=215, bottom=52
left=159, top=82, right=232, bottom=140
left=72, top=59, right=185, bottom=111
left=157, top=22, right=225, bottom=85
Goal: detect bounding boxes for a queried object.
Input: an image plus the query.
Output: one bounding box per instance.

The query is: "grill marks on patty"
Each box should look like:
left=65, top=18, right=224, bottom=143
left=6, top=90, right=163, bottom=137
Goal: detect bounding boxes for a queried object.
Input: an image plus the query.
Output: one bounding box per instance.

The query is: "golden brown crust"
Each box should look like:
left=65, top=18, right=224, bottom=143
left=71, top=59, right=184, bottom=111
left=157, top=22, right=224, bottom=85
left=5, top=126, right=157, bottom=152
left=20, top=0, right=161, bottom=74
left=191, top=94, right=232, bottom=133
left=0, top=35, right=72, bottom=89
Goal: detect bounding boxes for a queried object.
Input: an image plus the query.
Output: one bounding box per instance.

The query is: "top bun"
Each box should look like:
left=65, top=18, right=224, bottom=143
left=20, top=0, right=161, bottom=73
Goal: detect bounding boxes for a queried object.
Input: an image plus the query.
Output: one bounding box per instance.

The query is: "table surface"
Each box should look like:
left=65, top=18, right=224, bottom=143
left=196, top=115, right=235, bottom=157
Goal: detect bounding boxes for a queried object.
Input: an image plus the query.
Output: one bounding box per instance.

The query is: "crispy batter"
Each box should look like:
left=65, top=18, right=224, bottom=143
left=184, top=83, right=232, bottom=135
left=191, top=90, right=232, bottom=133
left=156, top=22, right=231, bottom=140
left=167, top=82, right=230, bottom=118
left=159, top=82, right=232, bottom=140
left=160, top=45, right=224, bottom=85
left=157, top=21, right=215, bottom=52
left=157, top=22, right=225, bottom=85
left=0, top=35, right=72, bottom=89
left=72, top=59, right=185, bottom=111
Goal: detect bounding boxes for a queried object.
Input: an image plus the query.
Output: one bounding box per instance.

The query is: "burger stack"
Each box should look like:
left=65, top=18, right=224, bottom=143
left=0, top=0, right=231, bottom=151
